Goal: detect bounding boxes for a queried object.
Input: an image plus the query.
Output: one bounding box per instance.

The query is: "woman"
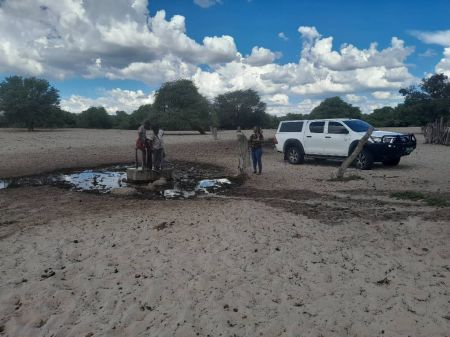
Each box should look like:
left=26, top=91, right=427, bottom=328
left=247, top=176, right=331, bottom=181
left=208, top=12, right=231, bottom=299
left=136, top=120, right=152, bottom=169
left=249, top=126, right=264, bottom=175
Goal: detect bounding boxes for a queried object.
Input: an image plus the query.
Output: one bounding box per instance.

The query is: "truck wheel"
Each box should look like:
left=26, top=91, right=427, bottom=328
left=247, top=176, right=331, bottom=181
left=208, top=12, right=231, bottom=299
left=382, top=157, right=401, bottom=166
left=286, top=146, right=304, bottom=164
left=355, top=149, right=374, bottom=170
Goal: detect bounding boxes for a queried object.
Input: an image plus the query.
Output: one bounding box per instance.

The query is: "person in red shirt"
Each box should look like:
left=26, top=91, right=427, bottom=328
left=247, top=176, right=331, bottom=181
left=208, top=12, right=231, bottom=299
left=135, top=120, right=152, bottom=169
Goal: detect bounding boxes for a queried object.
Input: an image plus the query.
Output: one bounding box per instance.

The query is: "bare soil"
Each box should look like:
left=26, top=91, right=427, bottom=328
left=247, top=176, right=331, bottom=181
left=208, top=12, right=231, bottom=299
left=0, top=128, right=449, bottom=337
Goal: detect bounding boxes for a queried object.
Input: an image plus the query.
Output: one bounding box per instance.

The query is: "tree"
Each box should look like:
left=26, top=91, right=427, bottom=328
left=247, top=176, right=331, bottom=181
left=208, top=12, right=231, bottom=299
left=399, top=73, right=450, bottom=125
left=365, top=107, right=402, bottom=127
left=112, top=110, right=132, bottom=129
left=0, top=76, right=60, bottom=130
left=77, top=106, right=112, bottom=129
left=214, top=89, right=267, bottom=129
left=130, top=104, right=153, bottom=130
left=309, top=96, right=362, bottom=119
left=152, top=79, right=211, bottom=134
left=279, top=113, right=307, bottom=121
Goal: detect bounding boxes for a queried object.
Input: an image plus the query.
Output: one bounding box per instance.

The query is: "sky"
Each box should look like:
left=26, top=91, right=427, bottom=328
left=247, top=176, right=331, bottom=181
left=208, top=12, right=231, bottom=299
left=0, top=0, right=449, bottom=116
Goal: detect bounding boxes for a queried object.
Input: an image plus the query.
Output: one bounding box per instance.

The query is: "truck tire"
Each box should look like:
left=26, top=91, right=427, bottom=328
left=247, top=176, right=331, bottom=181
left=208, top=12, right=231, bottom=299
left=355, top=149, right=374, bottom=170
left=382, top=157, right=401, bottom=166
left=286, top=145, right=304, bottom=164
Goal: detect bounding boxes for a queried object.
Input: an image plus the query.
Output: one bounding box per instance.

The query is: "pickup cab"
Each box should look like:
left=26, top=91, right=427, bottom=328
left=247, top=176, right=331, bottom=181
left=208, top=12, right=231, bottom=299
left=275, top=119, right=416, bottom=169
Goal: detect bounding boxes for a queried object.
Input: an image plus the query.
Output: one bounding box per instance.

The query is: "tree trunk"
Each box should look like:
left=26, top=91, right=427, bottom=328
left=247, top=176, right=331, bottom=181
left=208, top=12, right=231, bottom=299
left=334, top=127, right=374, bottom=179
left=210, top=126, right=218, bottom=140
left=237, top=132, right=250, bottom=175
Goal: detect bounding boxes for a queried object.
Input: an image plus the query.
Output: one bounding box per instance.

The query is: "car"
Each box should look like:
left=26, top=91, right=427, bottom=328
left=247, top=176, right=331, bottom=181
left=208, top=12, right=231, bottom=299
left=274, top=119, right=416, bottom=169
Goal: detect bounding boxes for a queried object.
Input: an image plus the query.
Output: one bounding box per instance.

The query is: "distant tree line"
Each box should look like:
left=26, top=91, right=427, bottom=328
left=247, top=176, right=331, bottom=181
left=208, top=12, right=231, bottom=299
left=1, top=74, right=449, bottom=131
left=366, top=73, right=450, bottom=127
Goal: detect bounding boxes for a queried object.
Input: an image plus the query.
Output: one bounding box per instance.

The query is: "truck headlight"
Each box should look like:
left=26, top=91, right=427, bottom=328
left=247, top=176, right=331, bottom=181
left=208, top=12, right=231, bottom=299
left=370, top=136, right=382, bottom=143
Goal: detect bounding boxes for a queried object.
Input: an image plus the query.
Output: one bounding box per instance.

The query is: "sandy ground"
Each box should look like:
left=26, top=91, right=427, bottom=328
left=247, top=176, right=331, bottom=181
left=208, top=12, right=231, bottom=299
left=0, top=128, right=449, bottom=337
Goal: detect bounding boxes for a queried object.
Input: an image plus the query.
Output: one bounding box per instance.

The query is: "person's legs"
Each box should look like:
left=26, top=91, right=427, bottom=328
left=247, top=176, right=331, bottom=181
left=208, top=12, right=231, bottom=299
left=153, top=149, right=162, bottom=170
left=251, top=149, right=257, bottom=173
left=256, top=148, right=262, bottom=174
left=157, top=149, right=163, bottom=169
left=146, top=147, right=152, bottom=169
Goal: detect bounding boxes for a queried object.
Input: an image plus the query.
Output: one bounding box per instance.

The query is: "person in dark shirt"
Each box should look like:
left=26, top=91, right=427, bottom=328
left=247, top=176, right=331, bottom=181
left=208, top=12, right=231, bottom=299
left=249, top=126, right=264, bottom=175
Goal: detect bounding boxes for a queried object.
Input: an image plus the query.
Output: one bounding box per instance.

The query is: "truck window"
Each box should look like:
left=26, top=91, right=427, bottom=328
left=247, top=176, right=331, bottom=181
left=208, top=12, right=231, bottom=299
left=309, top=121, right=324, bottom=133
left=279, top=121, right=303, bottom=132
left=328, top=121, right=348, bottom=134
left=343, top=120, right=372, bottom=132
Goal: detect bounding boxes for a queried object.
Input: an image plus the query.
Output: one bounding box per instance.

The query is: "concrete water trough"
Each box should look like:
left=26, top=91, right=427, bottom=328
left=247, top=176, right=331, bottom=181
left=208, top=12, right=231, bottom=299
left=126, top=167, right=174, bottom=183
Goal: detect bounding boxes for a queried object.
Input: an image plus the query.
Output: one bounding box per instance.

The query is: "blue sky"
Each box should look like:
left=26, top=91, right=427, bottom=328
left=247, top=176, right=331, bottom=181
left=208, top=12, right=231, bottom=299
left=1, top=0, right=449, bottom=115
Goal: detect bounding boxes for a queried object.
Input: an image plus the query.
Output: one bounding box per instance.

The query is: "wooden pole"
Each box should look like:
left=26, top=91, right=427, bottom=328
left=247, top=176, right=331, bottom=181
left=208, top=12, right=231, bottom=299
left=237, top=132, right=250, bottom=175
left=334, top=127, right=374, bottom=179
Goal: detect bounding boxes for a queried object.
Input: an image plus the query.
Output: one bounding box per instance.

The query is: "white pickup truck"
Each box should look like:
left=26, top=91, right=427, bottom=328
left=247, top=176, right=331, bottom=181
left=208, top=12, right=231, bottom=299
left=275, top=119, right=416, bottom=169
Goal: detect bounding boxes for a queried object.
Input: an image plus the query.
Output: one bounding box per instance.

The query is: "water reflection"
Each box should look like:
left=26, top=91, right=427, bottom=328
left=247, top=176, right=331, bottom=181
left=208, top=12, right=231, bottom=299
left=0, top=166, right=234, bottom=199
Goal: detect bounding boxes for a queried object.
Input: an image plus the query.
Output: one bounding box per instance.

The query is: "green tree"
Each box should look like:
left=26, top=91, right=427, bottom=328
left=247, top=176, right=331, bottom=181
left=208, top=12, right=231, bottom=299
left=309, top=96, right=362, bottom=119
left=130, top=104, right=153, bottom=130
left=365, top=106, right=403, bottom=127
left=153, top=80, right=211, bottom=134
left=399, top=73, right=450, bottom=124
left=77, top=106, right=112, bottom=129
left=278, top=113, right=307, bottom=121
left=214, top=89, right=267, bottom=129
left=0, top=76, right=60, bottom=130
left=112, top=110, right=132, bottom=129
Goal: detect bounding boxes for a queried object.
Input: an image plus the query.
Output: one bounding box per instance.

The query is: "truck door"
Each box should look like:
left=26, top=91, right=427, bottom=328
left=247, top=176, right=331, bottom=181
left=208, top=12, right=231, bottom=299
left=303, top=121, right=327, bottom=155
left=324, top=121, right=351, bottom=156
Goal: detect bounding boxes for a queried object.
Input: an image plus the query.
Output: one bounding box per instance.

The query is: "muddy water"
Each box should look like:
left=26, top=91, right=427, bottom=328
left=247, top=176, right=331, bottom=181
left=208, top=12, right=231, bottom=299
left=0, top=161, right=235, bottom=199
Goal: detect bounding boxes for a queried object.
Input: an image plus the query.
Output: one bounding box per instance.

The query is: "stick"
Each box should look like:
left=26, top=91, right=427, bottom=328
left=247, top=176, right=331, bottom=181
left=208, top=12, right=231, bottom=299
left=335, top=127, right=374, bottom=179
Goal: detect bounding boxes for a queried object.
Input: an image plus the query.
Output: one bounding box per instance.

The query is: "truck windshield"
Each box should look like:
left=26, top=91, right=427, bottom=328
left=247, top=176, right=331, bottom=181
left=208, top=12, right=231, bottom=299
left=343, top=120, right=373, bottom=132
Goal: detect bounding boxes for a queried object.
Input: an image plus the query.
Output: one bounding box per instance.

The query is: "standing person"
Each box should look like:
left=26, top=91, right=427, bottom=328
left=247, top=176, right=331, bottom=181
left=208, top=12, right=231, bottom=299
left=249, top=126, right=264, bottom=175
left=151, top=126, right=164, bottom=172
left=136, top=120, right=152, bottom=169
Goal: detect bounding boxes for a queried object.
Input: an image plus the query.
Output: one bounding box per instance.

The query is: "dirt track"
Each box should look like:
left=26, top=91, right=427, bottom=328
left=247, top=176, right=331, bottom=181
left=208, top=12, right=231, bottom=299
left=0, top=128, right=449, bottom=337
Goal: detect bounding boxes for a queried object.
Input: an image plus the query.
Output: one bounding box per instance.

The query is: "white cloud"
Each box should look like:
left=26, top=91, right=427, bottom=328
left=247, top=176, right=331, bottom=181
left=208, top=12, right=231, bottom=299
left=0, top=1, right=417, bottom=116
left=0, top=1, right=238, bottom=81
left=418, top=48, right=437, bottom=57
left=436, top=47, right=450, bottom=76
left=61, top=89, right=155, bottom=113
left=411, top=29, right=450, bottom=47
left=193, top=0, right=222, bottom=8
left=297, top=99, right=321, bottom=114
left=278, top=32, right=288, bottom=41
left=371, top=91, right=402, bottom=100
left=267, top=93, right=289, bottom=106
left=191, top=26, right=414, bottom=115
left=244, top=47, right=281, bottom=66
left=298, top=26, right=320, bottom=41
left=345, top=94, right=363, bottom=103
left=411, top=29, right=450, bottom=77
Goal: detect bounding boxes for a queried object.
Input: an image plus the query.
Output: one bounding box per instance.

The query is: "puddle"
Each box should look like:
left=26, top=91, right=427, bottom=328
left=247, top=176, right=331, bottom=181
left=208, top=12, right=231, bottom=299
left=0, top=161, right=235, bottom=199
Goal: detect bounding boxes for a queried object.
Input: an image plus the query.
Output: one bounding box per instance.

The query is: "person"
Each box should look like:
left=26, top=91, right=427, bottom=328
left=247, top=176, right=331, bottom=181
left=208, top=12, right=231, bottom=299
left=151, top=126, right=164, bottom=171
left=136, top=120, right=152, bottom=169
left=249, top=126, right=264, bottom=175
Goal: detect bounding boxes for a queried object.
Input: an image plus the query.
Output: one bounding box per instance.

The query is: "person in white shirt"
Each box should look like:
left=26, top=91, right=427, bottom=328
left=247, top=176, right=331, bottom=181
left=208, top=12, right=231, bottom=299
left=151, top=126, right=164, bottom=171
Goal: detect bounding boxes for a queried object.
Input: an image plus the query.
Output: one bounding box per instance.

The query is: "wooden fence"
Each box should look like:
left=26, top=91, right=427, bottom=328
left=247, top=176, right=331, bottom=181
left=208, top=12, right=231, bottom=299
left=422, top=118, right=450, bottom=145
